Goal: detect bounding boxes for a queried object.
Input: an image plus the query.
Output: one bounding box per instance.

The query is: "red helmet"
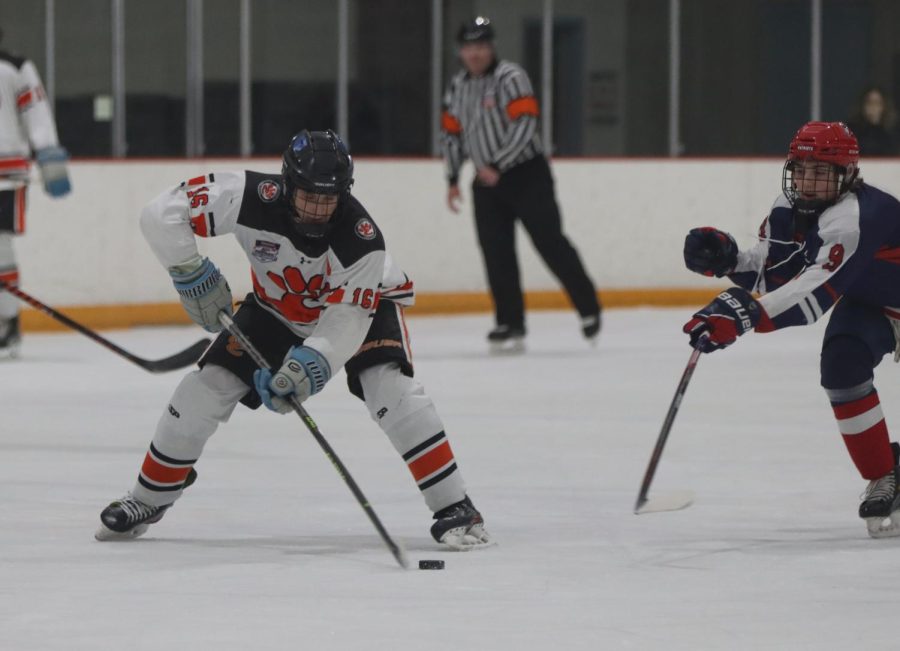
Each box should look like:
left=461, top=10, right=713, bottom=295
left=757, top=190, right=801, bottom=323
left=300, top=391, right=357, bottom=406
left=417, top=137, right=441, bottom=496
left=783, top=121, right=860, bottom=215
left=787, top=121, right=859, bottom=169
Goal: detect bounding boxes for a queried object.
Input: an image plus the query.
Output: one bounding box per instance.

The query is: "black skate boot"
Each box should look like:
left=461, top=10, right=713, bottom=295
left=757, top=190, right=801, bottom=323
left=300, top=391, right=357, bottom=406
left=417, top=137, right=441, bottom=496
left=581, top=312, right=602, bottom=343
left=487, top=324, right=525, bottom=354
left=95, top=468, right=197, bottom=541
left=430, top=496, right=492, bottom=550
left=0, top=316, right=21, bottom=359
left=859, top=462, right=900, bottom=539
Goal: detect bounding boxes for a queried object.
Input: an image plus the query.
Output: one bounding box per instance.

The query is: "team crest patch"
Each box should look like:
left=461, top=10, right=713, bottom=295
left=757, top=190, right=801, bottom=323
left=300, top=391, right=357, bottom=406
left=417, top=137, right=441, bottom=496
left=252, top=240, right=280, bottom=262
left=257, top=180, right=281, bottom=202
left=355, top=218, right=376, bottom=240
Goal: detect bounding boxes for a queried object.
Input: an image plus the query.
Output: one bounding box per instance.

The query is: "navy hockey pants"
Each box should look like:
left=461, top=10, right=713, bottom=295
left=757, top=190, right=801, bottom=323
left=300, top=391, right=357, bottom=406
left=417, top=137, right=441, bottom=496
left=820, top=299, right=895, bottom=391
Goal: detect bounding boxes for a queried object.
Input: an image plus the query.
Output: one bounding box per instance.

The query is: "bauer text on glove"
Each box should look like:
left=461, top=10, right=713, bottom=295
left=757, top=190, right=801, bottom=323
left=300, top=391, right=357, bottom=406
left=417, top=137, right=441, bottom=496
left=169, top=256, right=232, bottom=333
left=683, top=287, right=763, bottom=353
left=683, top=227, right=738, bottom=277
left=253, top=345, right=332, bottom=413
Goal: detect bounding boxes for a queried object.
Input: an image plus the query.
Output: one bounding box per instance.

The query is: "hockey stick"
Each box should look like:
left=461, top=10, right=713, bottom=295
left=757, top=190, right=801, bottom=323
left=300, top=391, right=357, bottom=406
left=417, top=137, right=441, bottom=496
left=217, top=311, right=409, bottom=570
left=633, top=339, right=706, bottom=515
left=0, top=282, right=211, bottom=373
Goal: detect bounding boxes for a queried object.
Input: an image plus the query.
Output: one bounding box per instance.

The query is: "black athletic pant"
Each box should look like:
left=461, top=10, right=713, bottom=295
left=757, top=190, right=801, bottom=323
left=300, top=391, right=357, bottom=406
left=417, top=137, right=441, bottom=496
left=471, top=155, right=600, bottom=329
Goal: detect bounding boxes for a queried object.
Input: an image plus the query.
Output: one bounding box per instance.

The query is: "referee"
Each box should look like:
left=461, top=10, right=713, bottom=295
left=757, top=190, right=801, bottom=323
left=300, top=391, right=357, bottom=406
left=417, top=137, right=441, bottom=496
left=441, top=16, right=601, bottom=352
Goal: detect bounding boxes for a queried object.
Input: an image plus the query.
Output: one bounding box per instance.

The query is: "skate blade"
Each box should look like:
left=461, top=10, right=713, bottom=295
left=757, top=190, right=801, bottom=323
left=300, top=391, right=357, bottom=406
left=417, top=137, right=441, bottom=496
left=439, top=525, right=496, bottom=551
left=94, top=522, right=150, bottom=541
left=865, top=515, right=900, bottom=539
left=489, top=340, right=525, bottom=355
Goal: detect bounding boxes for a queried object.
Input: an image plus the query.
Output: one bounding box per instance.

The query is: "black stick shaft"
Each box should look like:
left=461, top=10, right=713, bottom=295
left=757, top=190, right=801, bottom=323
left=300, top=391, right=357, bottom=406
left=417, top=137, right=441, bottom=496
left=634, top=344, right=704, bottom=512
left=0, top=282, right=209, bottom=373
left=218, top=311, right=408, bottom=569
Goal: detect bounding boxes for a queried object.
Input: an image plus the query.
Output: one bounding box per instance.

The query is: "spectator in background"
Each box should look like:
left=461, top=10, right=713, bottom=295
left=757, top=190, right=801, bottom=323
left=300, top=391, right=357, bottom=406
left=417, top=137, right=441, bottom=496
left=0, top=28, right=71, bottom=358
left=440, top=16, right=601, bottom=354
left=848, top=86, right=898, bottom=157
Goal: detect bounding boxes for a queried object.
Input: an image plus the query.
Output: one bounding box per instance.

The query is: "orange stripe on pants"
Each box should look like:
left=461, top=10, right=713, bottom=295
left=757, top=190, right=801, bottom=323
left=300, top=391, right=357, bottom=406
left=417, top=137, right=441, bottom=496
left=408, top=441, right=454, bottom=482
left=14, top=187, right=26, bottom=233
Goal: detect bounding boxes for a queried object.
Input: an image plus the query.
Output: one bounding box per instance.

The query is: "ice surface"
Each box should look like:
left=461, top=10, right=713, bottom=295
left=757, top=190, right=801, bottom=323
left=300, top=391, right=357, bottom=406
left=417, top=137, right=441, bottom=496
left=2, top=308, right=899, bottom=650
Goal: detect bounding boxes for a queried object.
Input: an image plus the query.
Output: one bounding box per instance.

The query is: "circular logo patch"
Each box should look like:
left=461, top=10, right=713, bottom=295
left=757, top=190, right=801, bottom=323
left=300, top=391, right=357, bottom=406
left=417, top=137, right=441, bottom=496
left=257, top=180, right=281, bottom=202
left=355, top=218, right=376, bottom=240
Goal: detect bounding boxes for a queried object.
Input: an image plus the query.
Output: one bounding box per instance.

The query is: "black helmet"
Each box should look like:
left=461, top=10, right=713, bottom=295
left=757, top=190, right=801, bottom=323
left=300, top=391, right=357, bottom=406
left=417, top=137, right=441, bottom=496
left=457, top=16, right=494, bottom=44
left=283, top=129, right=353, bottom=197
left=282, top=130, right=353, bottom=237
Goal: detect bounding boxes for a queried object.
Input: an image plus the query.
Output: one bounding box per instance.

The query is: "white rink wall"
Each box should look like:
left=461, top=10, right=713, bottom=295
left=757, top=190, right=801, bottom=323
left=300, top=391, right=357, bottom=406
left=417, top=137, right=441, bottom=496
left=18, top=157, right=900, bottom=307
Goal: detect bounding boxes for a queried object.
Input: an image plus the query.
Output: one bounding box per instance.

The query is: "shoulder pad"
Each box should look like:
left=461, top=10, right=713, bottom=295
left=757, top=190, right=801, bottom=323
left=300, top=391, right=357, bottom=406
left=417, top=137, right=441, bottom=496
left=328, top=196, right=385, bottom=267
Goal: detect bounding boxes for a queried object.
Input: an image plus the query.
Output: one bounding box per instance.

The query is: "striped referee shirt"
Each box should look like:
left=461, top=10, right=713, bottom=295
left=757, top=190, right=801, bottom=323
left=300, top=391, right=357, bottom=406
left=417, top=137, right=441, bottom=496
left=440, top=59, right=543, bottom=185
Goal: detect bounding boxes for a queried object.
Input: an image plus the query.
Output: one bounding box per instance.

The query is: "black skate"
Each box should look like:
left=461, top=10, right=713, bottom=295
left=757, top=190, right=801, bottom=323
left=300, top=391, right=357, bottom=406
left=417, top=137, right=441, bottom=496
left=430, top=496, right=493, bottom=550
left=859, top=461, right=900, bottom=539
left=0, top=316, right=21, bottom=359
left=487, top=325, right=525, bottom=354
left=581, top=312, right=602, bottom=343
left=95, top=468, right=196, bottom=541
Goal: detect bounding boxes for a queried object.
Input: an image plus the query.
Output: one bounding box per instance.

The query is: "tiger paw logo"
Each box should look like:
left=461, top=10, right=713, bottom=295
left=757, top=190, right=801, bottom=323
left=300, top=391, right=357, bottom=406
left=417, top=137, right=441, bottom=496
left=254, top=266, right=339, bottom=323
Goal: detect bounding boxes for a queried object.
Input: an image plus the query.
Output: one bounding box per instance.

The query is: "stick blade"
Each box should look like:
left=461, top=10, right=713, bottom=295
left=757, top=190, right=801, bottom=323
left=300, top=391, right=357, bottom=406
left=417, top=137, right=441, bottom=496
left=139, top=338, right=212, bottom=373
left=634, top=490, right=695, bottom=515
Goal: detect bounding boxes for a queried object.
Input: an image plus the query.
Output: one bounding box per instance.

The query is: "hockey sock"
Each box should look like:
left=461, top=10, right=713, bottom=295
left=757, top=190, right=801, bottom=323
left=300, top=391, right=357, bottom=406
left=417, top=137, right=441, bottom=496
left=831, top=389, right=894, bottom=480
left=358, top=363, right=467, bottom=512
left=0, top=233, right=19, bottom=319
left=132, top=365, right=247, bottom=505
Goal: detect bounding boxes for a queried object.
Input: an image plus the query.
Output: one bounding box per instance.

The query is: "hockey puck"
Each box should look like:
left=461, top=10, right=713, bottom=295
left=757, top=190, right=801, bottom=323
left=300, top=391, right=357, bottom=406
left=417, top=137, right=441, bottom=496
left=418, top=559, right=445, bottom=570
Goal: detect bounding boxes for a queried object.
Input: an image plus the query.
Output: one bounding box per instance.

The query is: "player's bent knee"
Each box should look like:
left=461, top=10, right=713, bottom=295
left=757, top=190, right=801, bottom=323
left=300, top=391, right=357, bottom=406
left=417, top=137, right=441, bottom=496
left=359, top=363, right=436, bottom=432
left=161, top=366, right=247, bottom=441
left=820, top=335, right=875, bottom=391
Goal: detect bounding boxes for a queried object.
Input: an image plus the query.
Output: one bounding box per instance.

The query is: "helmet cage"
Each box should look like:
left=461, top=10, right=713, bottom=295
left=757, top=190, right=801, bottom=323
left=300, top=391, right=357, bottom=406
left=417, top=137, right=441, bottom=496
left=781, top=160, right=849, bottom=216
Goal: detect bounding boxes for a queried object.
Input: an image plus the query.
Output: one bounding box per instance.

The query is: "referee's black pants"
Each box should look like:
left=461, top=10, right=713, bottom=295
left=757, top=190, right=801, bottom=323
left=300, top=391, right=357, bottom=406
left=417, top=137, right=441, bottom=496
left=471, top=155, right=600, bottom=329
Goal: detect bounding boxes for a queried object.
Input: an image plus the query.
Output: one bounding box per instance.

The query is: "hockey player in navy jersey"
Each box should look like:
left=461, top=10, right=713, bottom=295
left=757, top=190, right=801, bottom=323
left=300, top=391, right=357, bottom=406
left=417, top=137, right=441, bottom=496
left=682, top=121, right=900, bottom=538
left=95, top=130, right=490, bottom=550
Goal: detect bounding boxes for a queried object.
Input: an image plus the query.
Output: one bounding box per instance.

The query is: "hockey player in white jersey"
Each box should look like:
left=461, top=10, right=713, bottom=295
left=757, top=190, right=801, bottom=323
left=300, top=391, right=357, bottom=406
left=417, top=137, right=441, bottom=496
left=0, top=31, right=71, bottom=357
left=95, top=130, right=491, bottom=550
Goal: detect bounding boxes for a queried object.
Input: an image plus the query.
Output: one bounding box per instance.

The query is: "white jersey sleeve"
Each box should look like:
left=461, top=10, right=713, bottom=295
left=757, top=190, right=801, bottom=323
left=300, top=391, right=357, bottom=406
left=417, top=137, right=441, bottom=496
left=757, top=195, right=861, bottom=326
left=139, top=171, right=246, bottom=269
left=303, top=247, right=386, bottom=372
left=16, top=60, right=60, bottom=152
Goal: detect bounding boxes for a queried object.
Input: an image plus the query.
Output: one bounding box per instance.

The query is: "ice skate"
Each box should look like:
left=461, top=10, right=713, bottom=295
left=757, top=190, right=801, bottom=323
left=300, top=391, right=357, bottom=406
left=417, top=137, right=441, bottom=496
left=581, top=312, right=601, bottom=344
left=430, top=496, right=493, bottom=550
left=0, top=316, right=21, bottom=359
left=859, top=464, right=900, bottom=539
left=94, top=495, right=172, bottom=541
left=487, top=325, right=525, bottom=355
left=95, top=468, right=196, bottom=540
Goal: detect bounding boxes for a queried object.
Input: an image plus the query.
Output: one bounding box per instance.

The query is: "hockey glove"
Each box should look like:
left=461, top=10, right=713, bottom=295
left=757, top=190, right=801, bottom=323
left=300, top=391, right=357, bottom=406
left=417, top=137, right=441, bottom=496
left=684, top=227, right=738, bottom=277
left=683, top=287, right=761, bottom=353
left=254, top=346, right=331, bottom=413
left=36, top=146, right=71, bottom=197
left=169, top=257, right=233, bottom=333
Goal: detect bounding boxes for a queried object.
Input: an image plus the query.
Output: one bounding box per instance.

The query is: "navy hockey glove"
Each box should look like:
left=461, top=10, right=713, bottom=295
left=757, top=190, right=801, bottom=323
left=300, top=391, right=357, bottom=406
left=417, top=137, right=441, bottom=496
left=36, top=146, right=71, bottom=197
left=683, top=287, right=761, bottom=353
left=254, top=345, right=332, bottom=413
left=169, top=256, right=233, bottom=332
left=684, top=227, right=738, bottom=277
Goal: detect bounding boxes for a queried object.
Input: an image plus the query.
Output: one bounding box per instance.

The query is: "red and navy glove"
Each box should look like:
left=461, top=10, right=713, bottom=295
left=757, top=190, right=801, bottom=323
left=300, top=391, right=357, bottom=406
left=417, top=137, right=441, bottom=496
left=684, top=227, right=738, bottom=277
left=683, top=287, right=762, bottom=352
